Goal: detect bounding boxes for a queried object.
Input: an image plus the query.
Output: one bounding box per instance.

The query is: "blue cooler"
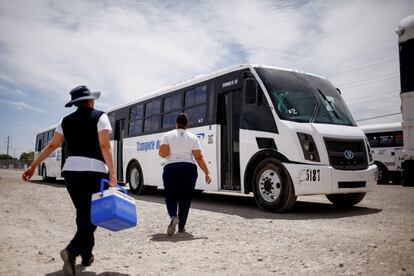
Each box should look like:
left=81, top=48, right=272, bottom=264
left=91, top=179, right=138, bottom=232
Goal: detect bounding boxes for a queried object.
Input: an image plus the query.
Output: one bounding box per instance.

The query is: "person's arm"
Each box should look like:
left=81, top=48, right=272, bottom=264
left=159, top=144, right=170, bottom=158
left=98, top=130, right=117, bottom=187
left=22, top=133, right=64, bottom=182
left=192, top=149, right=211, bottom=184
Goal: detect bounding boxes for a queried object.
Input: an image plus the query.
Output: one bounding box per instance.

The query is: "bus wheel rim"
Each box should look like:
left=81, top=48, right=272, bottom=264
left=130, top=168, right=140, bottom=189
left=259, top=169, right=281, bottom=203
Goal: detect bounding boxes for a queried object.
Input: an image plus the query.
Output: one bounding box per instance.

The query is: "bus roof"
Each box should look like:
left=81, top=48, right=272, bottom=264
left=106, top=64, right=324, bottom=113
left=360, top=122, right=402, bottom=133
left=37, top=124, right=58, bottom=134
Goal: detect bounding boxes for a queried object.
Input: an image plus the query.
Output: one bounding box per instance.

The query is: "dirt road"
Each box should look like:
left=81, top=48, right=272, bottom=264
left=0, top=169, right=413, bottom=275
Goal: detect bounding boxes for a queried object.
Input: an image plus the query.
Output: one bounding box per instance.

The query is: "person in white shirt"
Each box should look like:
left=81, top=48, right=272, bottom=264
left=159, top=113, right=211, bottom=236
left=22, top=85, right=116, bottom=276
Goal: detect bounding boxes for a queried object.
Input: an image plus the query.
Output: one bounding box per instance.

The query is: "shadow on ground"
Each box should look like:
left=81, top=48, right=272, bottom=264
left=30, top=179, right=382, bottom=220
left=45, top=265, right=130, bottom=276
left=132, top=189, right=382, bottom=220
left=150, top=232, right=208, bottom=243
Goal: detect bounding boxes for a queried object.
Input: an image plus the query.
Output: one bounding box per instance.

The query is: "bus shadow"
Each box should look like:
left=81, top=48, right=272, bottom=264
left=28, top=179, right=66, bottom=188
left=132, top=190, right=382, bottom=220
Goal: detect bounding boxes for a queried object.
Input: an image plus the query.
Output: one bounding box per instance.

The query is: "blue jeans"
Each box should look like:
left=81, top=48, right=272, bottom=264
left=162, top=162, right=198, bottom=229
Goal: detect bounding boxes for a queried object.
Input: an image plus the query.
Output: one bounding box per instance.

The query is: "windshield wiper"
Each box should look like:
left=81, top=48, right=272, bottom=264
left=317, top=88, right=340, bottom=120
left=310, top=100, right=319, bottom=123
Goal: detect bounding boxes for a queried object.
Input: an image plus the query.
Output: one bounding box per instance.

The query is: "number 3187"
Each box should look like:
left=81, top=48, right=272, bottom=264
left=306, top=169, right=320, bottom=182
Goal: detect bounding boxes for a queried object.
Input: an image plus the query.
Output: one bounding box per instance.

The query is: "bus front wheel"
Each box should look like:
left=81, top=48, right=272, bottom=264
left=127, top=162, right=146, bottom=194
left=326, top=193, right=366, bottom=207
left=252, top=158, right=296, bottom=212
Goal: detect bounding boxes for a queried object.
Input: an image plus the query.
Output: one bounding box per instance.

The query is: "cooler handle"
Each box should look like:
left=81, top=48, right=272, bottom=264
left=100, top=178, right=128, bottom=195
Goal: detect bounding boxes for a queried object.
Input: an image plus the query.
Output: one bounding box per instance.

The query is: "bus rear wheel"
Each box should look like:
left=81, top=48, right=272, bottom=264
left=127, top=162, right=146, bottom=194
left=42, top=165, right=49, bottom=182
left=326, top=192, right=366, bottom=207
left=252, top=158, right=296, bottom=212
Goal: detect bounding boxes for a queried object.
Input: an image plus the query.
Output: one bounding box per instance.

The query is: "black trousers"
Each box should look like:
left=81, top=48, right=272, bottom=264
left=162, top=162, right=198, bottom=229
left=63, top=171, right=108, bottom=258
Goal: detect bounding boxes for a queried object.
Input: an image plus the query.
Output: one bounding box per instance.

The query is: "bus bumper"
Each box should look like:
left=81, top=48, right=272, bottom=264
left=283, top=163, right=377, bottom=196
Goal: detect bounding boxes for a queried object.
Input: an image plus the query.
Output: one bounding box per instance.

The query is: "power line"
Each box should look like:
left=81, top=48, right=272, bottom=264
left=327, top=58, right=398, bottom=78
left=343, top=90, right=399, bottom=101
left=355, top=112, right=401, bottom=122
left=335, top=72, right=398, bottom=87
left=341, top=75, right=399, bottom=90
left=347, top=94, right=400, bottom=105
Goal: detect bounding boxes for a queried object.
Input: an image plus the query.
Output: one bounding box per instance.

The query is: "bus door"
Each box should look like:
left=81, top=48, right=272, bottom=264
left=114, top=119, right=124, bottom=182
left=217, top=89, right=241, bottom=191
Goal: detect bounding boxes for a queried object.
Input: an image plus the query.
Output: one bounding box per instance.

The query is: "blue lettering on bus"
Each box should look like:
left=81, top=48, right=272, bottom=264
left=137, top=139, right=161, bottom=152
left=196, top=133, right=205, bottom=142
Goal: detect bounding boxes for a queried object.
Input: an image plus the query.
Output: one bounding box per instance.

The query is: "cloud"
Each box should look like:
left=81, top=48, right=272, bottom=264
left=0, top=0, right=413, bottom=124
left=0, top=98, right=45, bottom=113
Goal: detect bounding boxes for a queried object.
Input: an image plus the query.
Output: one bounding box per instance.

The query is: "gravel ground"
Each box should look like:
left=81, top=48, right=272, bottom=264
left=0, top=168, right=413, bottom=276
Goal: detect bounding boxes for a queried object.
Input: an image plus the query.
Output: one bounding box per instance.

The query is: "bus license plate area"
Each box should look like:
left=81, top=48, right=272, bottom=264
left=331, top=165, right=377, bottom=193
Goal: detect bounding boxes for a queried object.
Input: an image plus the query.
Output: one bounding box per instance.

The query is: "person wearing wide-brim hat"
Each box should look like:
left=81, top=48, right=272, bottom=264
left=22, top=85, right=117, bottom=275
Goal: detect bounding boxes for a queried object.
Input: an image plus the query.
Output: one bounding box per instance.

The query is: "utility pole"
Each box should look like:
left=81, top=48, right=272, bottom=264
left=7, top=135, right=10, bottom=156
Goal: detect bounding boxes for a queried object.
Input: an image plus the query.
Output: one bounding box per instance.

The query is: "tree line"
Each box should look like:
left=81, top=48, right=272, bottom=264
left=0, top=152, right=34, bottom=161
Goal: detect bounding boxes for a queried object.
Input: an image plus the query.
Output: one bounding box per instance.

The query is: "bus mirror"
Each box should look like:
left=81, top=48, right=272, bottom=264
left=336, top=88, right=341, bottom=94
left=245, top=79, right=257, bottom=104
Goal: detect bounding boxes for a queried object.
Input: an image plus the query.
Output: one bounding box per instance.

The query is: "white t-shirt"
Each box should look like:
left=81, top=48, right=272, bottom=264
left=55, top=113, right=112, bottom=173
left=160, top=128, right=201, bottom=166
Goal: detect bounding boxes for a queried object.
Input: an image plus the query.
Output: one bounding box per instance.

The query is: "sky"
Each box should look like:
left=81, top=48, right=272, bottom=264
left=0, top=0, right=413, bottom=157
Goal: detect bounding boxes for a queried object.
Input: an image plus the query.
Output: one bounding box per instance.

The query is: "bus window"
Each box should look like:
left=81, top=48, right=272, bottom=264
left=395, top=132, right=403, bottom=146
left=162, top=94, right=182, bottom=129
left=129, top=104, right=144, bottom=136
left=379, top=135, right=394, bottom=146
left=185, top=85, right=207, bottom=126
left=144, top=100, right=160, bottom=132
left=367, top=135, right=379, bottom=147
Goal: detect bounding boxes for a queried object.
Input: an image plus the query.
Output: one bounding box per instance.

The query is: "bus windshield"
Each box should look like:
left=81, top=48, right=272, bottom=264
left=255, top=68, right=356, bottom=126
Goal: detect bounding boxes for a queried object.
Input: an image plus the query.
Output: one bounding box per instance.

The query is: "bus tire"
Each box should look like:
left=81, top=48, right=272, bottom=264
left=127, top=161, right=146, bottom=194
left=41, top=164, right=49, bottom=182
left=252, top=158, right=296, bottom=212
left=375, top=162, right=388, bottom=184
left=326, top=192, right=366, bottom=207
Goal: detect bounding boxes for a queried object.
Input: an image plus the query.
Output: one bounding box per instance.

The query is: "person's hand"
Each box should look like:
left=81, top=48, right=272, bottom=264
left=22, top=166, right=35, bottom=182
left=205, top=173, right=211, bottom=184
left=109, top=173, right=117, bottom=187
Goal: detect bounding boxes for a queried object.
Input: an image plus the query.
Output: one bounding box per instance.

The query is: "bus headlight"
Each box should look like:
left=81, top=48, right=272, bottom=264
left=297, top=132, right=320, bottom=162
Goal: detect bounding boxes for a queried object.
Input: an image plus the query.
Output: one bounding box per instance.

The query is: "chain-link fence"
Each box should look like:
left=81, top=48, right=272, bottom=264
left=0, top=160, right=33, bottom=170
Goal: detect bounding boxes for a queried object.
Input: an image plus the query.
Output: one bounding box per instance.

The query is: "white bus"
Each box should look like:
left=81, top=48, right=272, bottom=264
left=361, top=122, right=403, bottom=184
left=35, top=125, right=65, bottom=181
left=104, top=64, right=376, bottom=212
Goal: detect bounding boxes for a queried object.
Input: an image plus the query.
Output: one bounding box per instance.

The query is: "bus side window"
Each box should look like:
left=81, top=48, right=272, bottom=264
left=36, top=134, right=42, bottom=151
left=185, top=84, right=207, bottom=126
left=144, top=100, right=160, bottom=132
left=162, top=93, right=182, bottom=129
left=367, top=135, right=379, bottom=147
left=128, top=105, right=143, bottom=136
left=395, top=132, right=403, bottom=146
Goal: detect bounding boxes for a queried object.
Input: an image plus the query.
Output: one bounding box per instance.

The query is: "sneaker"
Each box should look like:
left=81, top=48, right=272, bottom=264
left=60, top=249, right=76, bottom=276
left=167, top=216, right=179, bottom=236
left=81, top=254, right=94, bottom=266
left=178, top=227, right=186, bottom=233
